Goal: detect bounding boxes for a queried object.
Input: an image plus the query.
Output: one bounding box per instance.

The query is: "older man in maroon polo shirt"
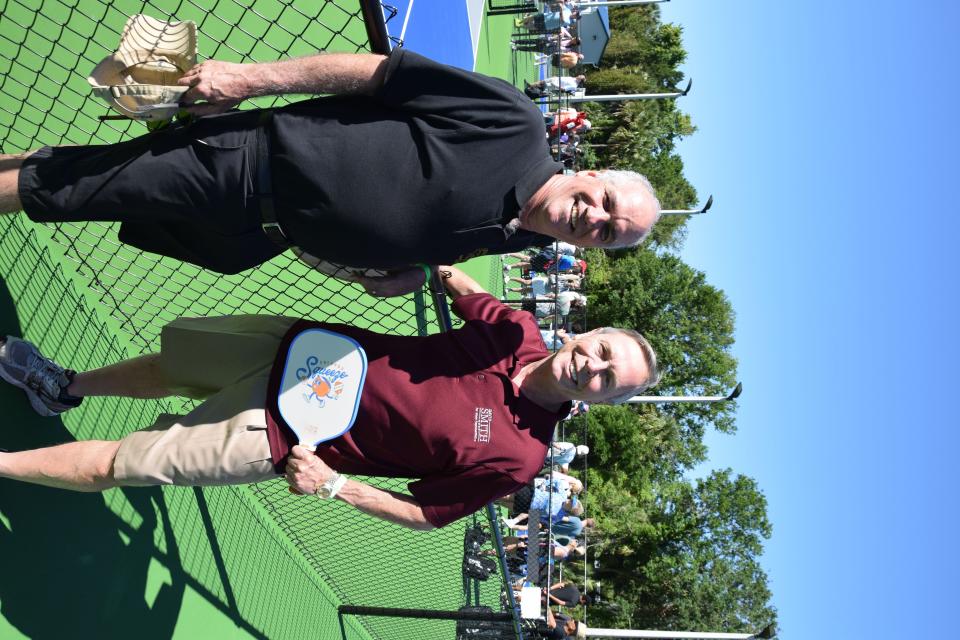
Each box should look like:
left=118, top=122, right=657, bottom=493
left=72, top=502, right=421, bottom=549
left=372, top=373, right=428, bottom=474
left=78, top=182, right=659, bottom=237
left=0, top=267, right=658, bottom=529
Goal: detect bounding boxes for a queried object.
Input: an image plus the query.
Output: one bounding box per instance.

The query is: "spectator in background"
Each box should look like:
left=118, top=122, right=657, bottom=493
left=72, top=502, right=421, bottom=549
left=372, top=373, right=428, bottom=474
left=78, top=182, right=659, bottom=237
left=540, top=327, right=575, bottom=351
left=553, top=538, right=586, bottom=561
left=498, top=535, right=584, bottom=562
left=516, top=5, right=576, bottom=32
left=506, top=273, right=582, bottom=298
left=504, top=249, right=556, bottom=275
left=565, top=400, right=590, bottom=420
left=552, top=142, right=585, bottom=170
left=536, top=51, right=584, bottom=69
left=499, top=475, right=577, bottom=522
left=546, top=443, right=589, bottom=475
left=524, top=75, right=586, bottom=100
left=513, top=31, right=581, bottom=55
left=538, top=608, right=585, bottom=640
left=548, top=108, right=591, bottom=139
left=547, top=581, right=593, bottom=608
left=548, top=469, right=583, bottom=493
left=546, top=241, right=580, bottom=257
left=511, top=290, right=586, bottom=320
left=504, top=249, right=578, bottom=276
left=543, top=253, right=581, bottom=274
left=553, top=516, right=596, bottom=545
left=500, top=249, right=554, bottom=273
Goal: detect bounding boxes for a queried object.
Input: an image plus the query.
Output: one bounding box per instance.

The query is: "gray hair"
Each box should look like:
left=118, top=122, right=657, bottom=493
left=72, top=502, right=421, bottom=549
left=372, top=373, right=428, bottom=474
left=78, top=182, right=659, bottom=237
left=597, top=327, right=660, bottom=404
left=593, top=170, right=662, bottom=249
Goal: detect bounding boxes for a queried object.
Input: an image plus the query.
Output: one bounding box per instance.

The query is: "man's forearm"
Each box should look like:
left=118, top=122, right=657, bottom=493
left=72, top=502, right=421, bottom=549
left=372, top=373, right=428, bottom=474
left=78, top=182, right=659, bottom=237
left=335, top=478, right=435, bottom=530
left=439, top=265, right=488, bottom=300
left=293, top=249, right=426, bottom=297
left=245, top=53, right=389, bottom=97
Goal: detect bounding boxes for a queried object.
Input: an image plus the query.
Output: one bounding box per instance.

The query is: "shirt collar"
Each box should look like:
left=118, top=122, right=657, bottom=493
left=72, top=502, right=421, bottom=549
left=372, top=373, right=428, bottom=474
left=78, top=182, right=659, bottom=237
left=503, top=157, right=563, bottom=239
left=514, top=157, right=564, bottom=213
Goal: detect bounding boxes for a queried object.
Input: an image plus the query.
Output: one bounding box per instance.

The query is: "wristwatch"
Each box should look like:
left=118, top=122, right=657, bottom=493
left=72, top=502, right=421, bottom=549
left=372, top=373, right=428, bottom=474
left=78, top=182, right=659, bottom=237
left=315, top=472, right=348, bottom=499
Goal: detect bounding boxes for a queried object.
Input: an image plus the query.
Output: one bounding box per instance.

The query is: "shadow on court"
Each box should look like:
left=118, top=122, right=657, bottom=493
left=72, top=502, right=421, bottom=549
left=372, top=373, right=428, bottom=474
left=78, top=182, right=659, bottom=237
left=0, top=278, right=188, bottom=640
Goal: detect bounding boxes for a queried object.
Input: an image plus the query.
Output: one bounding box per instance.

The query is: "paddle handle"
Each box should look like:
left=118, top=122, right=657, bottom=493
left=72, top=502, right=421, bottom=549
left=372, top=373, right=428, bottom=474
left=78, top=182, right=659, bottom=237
left=287, top=443, right=318, bottom=494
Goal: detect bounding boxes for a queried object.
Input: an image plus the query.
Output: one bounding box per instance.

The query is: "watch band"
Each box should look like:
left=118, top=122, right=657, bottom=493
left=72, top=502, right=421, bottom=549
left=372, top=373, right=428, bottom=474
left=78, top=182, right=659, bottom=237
left=315, top=472, right=348, bottom=499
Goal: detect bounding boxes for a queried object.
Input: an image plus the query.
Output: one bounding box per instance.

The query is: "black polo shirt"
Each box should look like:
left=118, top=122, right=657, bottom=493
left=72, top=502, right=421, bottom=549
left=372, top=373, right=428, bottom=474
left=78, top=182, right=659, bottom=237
left=269, top=48, right=561, bottom=268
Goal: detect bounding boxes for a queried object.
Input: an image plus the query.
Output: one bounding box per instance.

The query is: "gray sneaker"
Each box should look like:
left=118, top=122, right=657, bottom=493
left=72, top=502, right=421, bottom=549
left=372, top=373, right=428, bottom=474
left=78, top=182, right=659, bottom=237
left=0, top=336, right=80, bottom=416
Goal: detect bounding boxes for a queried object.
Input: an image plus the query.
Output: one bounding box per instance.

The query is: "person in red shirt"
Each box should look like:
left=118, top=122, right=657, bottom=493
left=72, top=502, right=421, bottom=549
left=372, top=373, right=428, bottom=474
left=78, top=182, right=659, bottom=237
left=0, top=267, right=658, bottom=530
left=547, top=108, right=590, bottom=139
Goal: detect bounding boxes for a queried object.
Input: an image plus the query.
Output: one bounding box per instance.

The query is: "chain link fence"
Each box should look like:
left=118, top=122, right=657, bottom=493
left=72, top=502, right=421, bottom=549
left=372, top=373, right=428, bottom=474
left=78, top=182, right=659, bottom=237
left=0, top=2, right=523, bottom=638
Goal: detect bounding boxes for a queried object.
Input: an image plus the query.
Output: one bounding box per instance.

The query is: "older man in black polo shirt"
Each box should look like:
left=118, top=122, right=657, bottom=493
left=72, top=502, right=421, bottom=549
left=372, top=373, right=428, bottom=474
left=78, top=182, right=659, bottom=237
left=0, top=49, right=660, bottom=295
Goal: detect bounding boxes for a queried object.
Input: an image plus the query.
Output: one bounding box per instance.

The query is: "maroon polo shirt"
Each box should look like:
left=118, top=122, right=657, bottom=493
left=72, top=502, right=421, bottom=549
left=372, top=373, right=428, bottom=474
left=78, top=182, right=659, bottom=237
left=265, top=293, right=568, bottom=528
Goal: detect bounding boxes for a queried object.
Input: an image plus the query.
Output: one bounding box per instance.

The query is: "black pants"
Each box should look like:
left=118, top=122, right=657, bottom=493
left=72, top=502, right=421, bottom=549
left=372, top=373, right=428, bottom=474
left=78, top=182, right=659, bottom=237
left=19, top=110, right=283, bottom=274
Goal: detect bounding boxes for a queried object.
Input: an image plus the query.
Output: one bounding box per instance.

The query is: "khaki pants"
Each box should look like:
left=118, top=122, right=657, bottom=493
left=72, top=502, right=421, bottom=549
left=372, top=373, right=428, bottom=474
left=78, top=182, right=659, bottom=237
left=113, top=315, right=297, bottom=486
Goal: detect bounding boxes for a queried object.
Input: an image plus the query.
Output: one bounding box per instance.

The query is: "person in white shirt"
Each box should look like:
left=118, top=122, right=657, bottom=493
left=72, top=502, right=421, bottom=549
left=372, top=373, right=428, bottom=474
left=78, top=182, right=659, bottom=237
left=524, top=75, right=586, bottom=99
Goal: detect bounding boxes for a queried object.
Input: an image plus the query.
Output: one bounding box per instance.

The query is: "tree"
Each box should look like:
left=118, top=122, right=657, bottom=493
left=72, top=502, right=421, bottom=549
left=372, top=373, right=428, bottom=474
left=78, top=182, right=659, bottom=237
left=586, top=469, right=778, bottom=635
left=585, top=249, right=739, bottom=445
left=580, top=6, right=699, bottom=249
left=553, top=7, right=777, bottom=636
left=592, top=7, right=687, bottom=88
left=640, top=470, right=777, bottom=633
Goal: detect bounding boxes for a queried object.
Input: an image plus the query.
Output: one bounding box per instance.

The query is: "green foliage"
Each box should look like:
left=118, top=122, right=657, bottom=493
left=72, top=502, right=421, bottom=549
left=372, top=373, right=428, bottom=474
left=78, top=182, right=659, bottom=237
left=602, top=6, right=686, bottom=82
left=583, top=456, right=778, bottom=633
left=586, top=248, right=738, bottom=442
left=562, top=409, right=778, bottom=633
left=581, top=5, right=698, bottom=250
left=555, top=6, right=778, bottom=636
left=586, top=404, right=700, bottom=486
left=636, top=471, right=776, bottom=633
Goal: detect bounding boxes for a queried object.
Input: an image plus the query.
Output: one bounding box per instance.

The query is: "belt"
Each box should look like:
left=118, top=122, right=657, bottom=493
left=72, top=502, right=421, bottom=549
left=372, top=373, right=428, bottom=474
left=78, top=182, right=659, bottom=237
left=255, top=110, right=292, bottom=248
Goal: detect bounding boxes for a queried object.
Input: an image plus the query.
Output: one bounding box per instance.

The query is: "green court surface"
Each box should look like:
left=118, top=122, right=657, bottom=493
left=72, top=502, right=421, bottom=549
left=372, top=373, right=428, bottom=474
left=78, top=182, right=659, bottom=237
left=475, top=8, right=541, bottom=91
left=0, top=2, right=524, bottom=639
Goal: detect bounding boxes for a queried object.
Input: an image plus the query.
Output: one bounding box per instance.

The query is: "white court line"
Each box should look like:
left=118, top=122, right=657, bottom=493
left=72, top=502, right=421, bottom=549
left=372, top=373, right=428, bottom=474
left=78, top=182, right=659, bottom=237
left=466, top=0, right=485, bottom=68
left=399, top=0, right=415, bottom=44
left=381, top=0, right=414, bottom=47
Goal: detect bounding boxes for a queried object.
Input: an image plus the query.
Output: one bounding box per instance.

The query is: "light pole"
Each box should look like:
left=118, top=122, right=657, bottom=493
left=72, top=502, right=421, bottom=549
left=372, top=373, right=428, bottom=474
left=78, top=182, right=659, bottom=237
left=661, top=195, right=713, bottom=217
left=626, top=382, right=742, bottom=405
left=579, top=0, right=672, bottom=7
left=537, top=79, right=692, bottom=105
left=584, top=624, right=776, bottom=639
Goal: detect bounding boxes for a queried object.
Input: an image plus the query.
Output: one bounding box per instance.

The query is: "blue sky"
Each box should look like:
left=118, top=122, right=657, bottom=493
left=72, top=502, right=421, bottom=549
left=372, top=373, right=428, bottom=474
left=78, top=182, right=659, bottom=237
left=398, top=1, right=960, bottom=635
left=658, top=1, right=960, bottom=637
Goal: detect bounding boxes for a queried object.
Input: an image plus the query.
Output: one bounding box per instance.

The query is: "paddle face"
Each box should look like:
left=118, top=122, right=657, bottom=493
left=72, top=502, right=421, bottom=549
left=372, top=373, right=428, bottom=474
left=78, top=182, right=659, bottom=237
left=276, top=329, right=367, bottom=448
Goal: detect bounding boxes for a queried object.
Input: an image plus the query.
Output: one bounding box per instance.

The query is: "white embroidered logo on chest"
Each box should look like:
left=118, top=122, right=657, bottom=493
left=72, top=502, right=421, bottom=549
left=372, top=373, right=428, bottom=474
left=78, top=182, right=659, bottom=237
left=474, top=408, right=493, bottom=443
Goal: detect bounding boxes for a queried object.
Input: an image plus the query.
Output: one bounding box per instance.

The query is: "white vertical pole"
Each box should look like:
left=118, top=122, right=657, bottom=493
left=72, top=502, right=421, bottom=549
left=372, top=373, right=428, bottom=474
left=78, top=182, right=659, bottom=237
left=660, top=195, right=713, bottom=217
left=398, top=0, right=414, bottom=43
left=586, top=630, right=756, bottom=639
left=626, top=383, right=742, bottom=405
left=544, top=79, right=691, bottom=104
left=565, top=91, right=680, bottom=103
left=579, top=0, right=671, bottom=7
left=585, top=624, right=774, bottom=639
